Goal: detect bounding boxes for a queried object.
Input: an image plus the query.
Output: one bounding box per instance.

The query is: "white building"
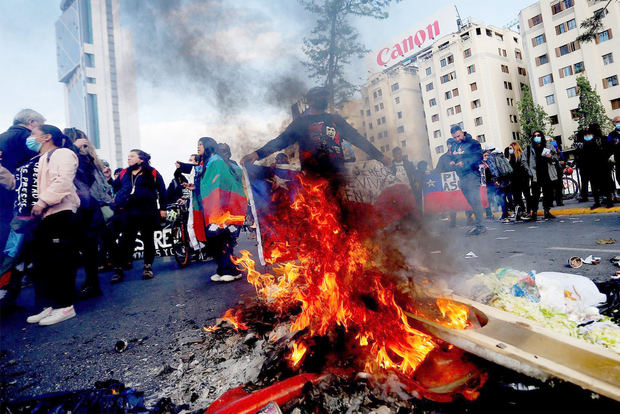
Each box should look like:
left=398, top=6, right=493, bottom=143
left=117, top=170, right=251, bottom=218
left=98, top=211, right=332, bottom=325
left=519, top=0, right=620, bottom=146
left=56, top=0, right=139, bottom=169
left=417, top=22, right=529, bottom=167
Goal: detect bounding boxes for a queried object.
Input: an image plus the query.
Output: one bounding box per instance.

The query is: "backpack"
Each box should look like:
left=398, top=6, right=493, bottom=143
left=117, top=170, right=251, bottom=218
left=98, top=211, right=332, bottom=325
left=494, top=153, right=513, bottom=177
left=90, top=168, right=114, bottom=205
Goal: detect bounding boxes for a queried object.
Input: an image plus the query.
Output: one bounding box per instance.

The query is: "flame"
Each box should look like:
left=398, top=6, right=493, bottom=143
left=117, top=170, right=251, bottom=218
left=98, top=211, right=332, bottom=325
left=435, top=298, right=470, bottom=330
left=210, top=211, right=246, bottom=227
left=290, top=342, right=308, bottom=367
left=204, top=325, right=219, bottom=332
left=221, top=308, right=249, bottom=330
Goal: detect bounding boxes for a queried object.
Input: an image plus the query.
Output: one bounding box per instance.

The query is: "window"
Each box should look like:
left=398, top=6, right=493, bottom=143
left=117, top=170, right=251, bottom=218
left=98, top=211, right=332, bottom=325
left=401, top=140, right=406, bottom=148
left=611, top=98, right=620, bottom=110
left=515, top=49, right=522, bottom=60
left=556, top=41, right=579, bottom=57
left=474, top=117, right=483, bottom=126
left=366, top=109, right=371, bottom=116
left=392, top=83, right=399, bottom=91
left=507, top=98, right=514, bottom=106
left=373, top=91, right=377, bottom=99
left=433, top=130, right=441, bottom=138
left=556, top=18, right=576, bottom=35
left=536, top=54, right=549, bottom=66
left=560, top=65, right=573, bottom=77
left=567, top=18, right=577, bottom=30
left=546, top=94, right=555, bottom=105
left=472, top=99, right=481, bottom=109
left=470, top=82, right=478, bottom=91
left=395, top=97, right=400, bottom=104
left=85, top=53, right=95, bottom=67
left=550, top=115, right=559, bottom=125
left=464, top=48, right=471, bottom=58
left=426, top=67, right=432, bottom=75
left=384, top=130, right=388, bottom=138
left=486, top=29, right=492, bottom=37
left=397, top=126, right=405, bottom=133
left=377, top=89, right=382, bottom=97
left=529, top=14, right=542, bottom=27
left=477, top=134, right=486, bottom=143
left=467, top=64, right=476, bottom=74
left=518, top=67, right=527, bottom=76
left=552, top=0, right=574, bottom=15
left=512, top=131, right=521, bottom=140
left=539, top=74, right=554, bottom=86
left=570, top=109, right=579, bottom=120
left=369, top=122, right=373, bottom=129
left=509, top=115, right=518, bottom=123
left=397, top=111, right=402, bottom=119
left=504, top=81, right=513, bottom=90
left=378, top=132, right=383, bottom=139
left=380, top=146, right=385, bottom=153
left=86, top=77, right=96, bottom=84
left=374, top=105, right=379, bottom=112
left=455, top=105, right=461, bottom=114
left=377, top=118, right=381, bottom=125
left=452, top=88, right=459, bottom=97
left=603, top=75, right=619, bottom=88
left=426, top=82, right=434, bottom=91
left=476, top=27, right=481, bottom=36
left=502, top=49, right=507, bottom=57
left=533, top=34, right=546, bottom=46
left=370, top=136, right=374, bottom=142
left=435, top=145, right=444, bottom=154
left=441, top=71, right=456, bottom=84
left=429, top=98, right=437, bottom=106
left=572, top=62, right=584, bottom=74
left=445, top=91, right=452, bottom=100
left=501, top=64, right=509, bottom=73
left=432, top=114, right=439, bottom=122
left=360, top=110, right=364, bottom=116
left=603, top=53, right=614, bottom=65
left=447, top=107, right=455, bottom=116
left=567, top=87, right=578, bottom=97
left=598, top=29, right=613, bottom=43
left=381, top=116, right=386, bottom=123
left=380, top=102, right=384, bottom=109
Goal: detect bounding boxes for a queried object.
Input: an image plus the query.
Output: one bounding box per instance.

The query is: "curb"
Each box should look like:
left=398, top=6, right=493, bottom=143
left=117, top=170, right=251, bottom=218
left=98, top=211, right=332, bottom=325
left=451, top=206, right=620, bottom=219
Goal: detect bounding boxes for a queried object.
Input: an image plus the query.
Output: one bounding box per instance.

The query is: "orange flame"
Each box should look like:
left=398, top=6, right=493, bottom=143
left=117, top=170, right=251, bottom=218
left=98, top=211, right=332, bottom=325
left=435, top=298, right=470, bottom=330
left=221, top=308, right=249, bottom=330
left=290, top=342, right=308, bottom=367
left=210, top=211, right=246, bottom=227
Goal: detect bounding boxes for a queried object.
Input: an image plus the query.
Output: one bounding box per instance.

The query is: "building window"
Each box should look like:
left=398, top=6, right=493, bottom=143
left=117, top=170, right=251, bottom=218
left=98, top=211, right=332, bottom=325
left=486, top=29, right=492, bottom=37
left=380, top=102, right=384, bottom=109
left=611, top=98, right=620, bottom=110
left=378, top=132, right=383, bottom=139
left=401, top=140, right=406, bottom=148
left=552, top=0, right=574, bottom=15
left=369, top=122, right=373, bottom=129
left=567, top=87, right=578, bottom=97
left=502, top=49, right=507, bottom=57
left=515, top=49, right=522, bottom=60
left=603, top=75, right=619, bottom=88
left=395, top=97, right=400, bottom=104
left=373, top=91, right=377, bottom=99
left=476, top=27, right=481, bottom=35
left=440, top=58, right=446, bottom=67
left=501, top=64, right=509, bottom=73
left=435, top=145, right=444, bottom=154
left=471, top=99, right=481, bottom=109
left=377, top=89, right=382, bottom=97
left=470, top=82, right=477, bottom=91
left=452, top=88, right=459, bottom=97
left=426, top=67, right=432, bottom=75
left=464, top=48, right=471, bottom=58
left=518, top=67, right=527, bottom=76
left=550, top=115, right=559, bottom=125
left=603, top=53, right=614, bottom=65
left=441, top=71, right=456, bottom=84
left=374, top=105, right=379, bottom=112
left=397, top=111, right=402, bottom=119
left=366, top=109, right=371, bottom=116
left=540, top=74, right=554, bottom=86
left=504, top=81, right=513, bottom=90
left=570, top=109, right=579, bottom=120
left=536, top=54, right=548, bottom=66
left=370, top=136, right=374, bottom=142
left=556, top=41, right=579, bottom=57
left=392, top=83, right=399, bottom=91
left=86, top=77, right=96, bottom=84
left=467, top=64, right=476, bottom=74
left=507, top=98, right=514, bottom=106
left=455, top=105, right=461, bottom=114
left=429, top=98, right=436, bottom=106
left=598, top=29, right=612, bottom=43
left=529, top=14, right=543, bottom=27
left=560, top=65, right=573, bottom=78
left=432, top=114, right=439, bottom=122
left=477, top=134, right=486, bottom=143
left=546, top=94, right=555, bottom=105
left=360, top=110, right=364, bottom=116
left=556, top=18, right=576, bottom=35
left=377, top=118, right=381, bottom=125
left=433, top=130, right=441, bottom=138
left=533, top=34, right=546, bottom=46
left=426, top=82, right=434, bottom=91
left=447, top=107, right=455, bottom=116
left=85, top=53, right=95, bottom=67
left=445, top=91, right=452, bottom=100
left=381, top=116, right=386, bottom=123
left=574, top=62, right=584, bottom=74
left=397, top=126, right=405, bottom=133
left=474, top=117, right=483, bottom=126
left=86, top=93, right=100, bottom=148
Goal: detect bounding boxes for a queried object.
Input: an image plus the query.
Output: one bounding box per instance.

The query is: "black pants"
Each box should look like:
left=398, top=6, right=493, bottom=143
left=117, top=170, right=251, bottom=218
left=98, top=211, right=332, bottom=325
left=579, top=168, right=590, bottom=199
left=511, top=179, right=530, bottom=212
left=459, top=174, right=484, bottom=228
left=530, top=180, right=555, bottom=212
left=32, top=210, right=76, bottom=309
left=207, top=228, right=240, bottom=276
left=75, top=207, right=102, bottom=288
left=115, top=212, right=157, bottom=267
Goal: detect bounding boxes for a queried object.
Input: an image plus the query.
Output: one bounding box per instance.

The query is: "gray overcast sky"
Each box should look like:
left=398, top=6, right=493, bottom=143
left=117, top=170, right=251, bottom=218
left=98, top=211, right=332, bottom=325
left=0, top=0, right=535, bottom=179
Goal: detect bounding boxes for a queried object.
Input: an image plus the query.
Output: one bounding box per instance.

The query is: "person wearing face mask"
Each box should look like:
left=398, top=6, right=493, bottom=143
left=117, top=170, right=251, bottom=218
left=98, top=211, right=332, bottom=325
left=607, top=116, right=620, bottom=196
left=525, top=130, right=558, bottom=220
left=110, top=150, right=167, bottom=283
left=507, top=142, right=530, bottom=221
left=577, top=125, right=614, bottom=209
left=25, top=124, right=80, bottom=326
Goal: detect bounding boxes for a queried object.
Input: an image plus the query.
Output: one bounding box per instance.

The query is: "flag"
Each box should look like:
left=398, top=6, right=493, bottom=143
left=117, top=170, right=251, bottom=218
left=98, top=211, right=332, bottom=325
left=422, top=171, right=489, bottom=214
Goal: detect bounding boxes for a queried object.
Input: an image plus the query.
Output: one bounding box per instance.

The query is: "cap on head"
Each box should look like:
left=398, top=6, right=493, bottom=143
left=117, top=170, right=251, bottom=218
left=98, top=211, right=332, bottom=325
left=450, top=125, right=462, bottom=135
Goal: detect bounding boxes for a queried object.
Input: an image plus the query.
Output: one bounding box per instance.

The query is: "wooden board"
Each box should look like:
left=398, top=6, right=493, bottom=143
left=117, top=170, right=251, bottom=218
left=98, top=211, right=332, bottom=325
left=405, top=295, right=620, bottom=401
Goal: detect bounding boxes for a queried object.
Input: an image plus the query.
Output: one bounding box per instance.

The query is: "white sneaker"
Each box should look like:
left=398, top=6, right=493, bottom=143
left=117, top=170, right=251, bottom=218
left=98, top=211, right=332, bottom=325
left=210, top=274, right=222, bottom=282
left=220, top=274, right=243, bottom=282
left=27, top=307, right=53, bottom=324
left=39, top=305, right=76, bottom=326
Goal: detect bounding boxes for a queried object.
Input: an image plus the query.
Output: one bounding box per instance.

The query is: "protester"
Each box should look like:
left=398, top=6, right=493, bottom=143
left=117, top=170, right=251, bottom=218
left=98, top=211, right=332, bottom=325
left=111, top=150, right=166, bottom=283
left=25, top=125, right=80, bottom=326
left=482, top=145, right=511, bottom=223
left=525, top=130, right=558, bottom=220
left=449, top=125, right=486, bottom=235
left=548, top=138, right=565, bottom=207
left=391, top=147, right=416, bottom=195
left=576, top=125, right=614, bottom=209
left=608, top=116, right=620, bottom=194
left=0, top=151, right=15, bottom=191
left=193, top=137, right=246, bottom=282
left=0, top=109, right=45, bottom=254
left=507, top=142, right=530, bottom=221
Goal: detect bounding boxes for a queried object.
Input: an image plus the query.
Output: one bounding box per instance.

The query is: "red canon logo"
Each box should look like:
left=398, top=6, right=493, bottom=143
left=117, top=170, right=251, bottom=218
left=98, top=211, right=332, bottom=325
left=376, top=20, right=440, bottom=66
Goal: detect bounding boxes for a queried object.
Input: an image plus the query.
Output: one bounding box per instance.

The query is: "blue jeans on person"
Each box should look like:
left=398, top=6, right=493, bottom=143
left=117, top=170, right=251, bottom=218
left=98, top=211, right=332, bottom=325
left=459, top=174, right=485, bottom=228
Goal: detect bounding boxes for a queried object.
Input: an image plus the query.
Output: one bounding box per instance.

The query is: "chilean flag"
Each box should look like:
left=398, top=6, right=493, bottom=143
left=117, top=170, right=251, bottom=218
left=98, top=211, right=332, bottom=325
left=423, top=171, right=489, bottom=214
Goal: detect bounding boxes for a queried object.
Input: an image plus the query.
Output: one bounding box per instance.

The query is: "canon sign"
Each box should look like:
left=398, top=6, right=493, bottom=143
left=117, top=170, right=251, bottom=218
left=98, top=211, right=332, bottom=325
left=366, top=4, right=459, bottom=73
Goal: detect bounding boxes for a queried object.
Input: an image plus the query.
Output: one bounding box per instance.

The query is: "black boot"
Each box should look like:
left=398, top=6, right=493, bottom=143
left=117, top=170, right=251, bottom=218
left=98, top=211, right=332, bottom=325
left=110, top=268, right=125, bottom=284
left=544, top=209, right=556, bottom=219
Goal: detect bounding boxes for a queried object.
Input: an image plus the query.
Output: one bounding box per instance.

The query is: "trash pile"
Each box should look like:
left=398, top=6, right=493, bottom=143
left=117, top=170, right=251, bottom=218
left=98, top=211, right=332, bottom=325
left=461, top=268, right=620, bottom=353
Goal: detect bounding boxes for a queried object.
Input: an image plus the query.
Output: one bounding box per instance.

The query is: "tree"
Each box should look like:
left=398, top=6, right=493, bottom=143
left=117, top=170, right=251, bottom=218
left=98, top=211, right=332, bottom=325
left=300, top=0, right=399, bottom=108
left=576, top=0, right=615, bottom=44
left=573, top=75, right=613, bottom=136
left=517, top=84, right=553, bottom=146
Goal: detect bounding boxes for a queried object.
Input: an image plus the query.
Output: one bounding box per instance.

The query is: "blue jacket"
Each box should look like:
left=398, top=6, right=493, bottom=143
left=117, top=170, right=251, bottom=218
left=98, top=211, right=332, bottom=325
left=0, top=125, right=37, bottom=173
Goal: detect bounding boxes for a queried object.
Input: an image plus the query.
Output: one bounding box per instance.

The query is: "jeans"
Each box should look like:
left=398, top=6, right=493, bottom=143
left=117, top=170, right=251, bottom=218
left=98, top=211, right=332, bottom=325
left=459, top=174, right=485, bottom=228
left=207, top=226, right=241, bottom=276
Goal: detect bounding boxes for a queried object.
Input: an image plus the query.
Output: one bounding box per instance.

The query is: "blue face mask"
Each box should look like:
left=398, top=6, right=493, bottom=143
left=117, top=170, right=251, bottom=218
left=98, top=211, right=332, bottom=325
left=509, top=149, right=514, bottom=154
left=533, top=136, right=542, bottom=144
left=615, top=124, right=620, bottom=130
left=584, top=135, right=593, bottom=142
left=26, top=136, right=42, bottom=152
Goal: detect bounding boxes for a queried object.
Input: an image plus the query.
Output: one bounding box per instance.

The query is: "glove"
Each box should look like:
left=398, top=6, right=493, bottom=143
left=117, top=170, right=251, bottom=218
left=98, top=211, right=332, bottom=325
left=227, top=225, right=237, bottom=233
left=208, top=223, right=219, bottom=232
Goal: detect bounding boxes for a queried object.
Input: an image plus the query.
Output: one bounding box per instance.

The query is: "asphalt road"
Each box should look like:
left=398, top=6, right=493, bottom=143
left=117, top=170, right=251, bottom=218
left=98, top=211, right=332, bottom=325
left=1, top=213, right=619, bottom=406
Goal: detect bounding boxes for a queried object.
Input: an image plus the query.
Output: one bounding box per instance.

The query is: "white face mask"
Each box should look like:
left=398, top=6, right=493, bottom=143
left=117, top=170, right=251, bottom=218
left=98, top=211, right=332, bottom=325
left=584, top=135, right=593, bottom=142
left=615, top=123, right=620, bottom=130
left=509, top=149, right=514, bottom=154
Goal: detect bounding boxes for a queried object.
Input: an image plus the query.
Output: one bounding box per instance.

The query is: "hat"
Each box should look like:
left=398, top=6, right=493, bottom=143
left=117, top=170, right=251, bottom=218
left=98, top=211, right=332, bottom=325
left=450, top=125, right=462, bottom=135
left=483, top=144, right=495, bottom=152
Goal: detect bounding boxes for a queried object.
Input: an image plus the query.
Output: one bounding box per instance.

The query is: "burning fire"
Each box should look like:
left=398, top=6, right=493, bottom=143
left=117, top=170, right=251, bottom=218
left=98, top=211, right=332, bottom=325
left=230, top=174, right=472, bottom=381
left=204, top=308, right=249, bottom=332
left=211, top=211, right=246, bottom=227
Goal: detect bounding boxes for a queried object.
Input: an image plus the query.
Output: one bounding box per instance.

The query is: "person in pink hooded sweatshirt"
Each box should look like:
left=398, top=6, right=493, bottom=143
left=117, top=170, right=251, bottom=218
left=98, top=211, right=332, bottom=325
left=24, top=124, right=80, bottom=326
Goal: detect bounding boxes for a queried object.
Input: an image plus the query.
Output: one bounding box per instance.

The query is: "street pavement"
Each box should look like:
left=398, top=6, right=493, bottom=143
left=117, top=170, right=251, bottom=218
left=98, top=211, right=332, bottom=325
left=1, top=210, right=619, bottom=406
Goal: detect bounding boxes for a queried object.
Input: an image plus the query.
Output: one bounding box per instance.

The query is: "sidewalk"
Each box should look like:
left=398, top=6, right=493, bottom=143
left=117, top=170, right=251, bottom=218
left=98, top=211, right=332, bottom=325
left=546, top=198, right=620, bottom=216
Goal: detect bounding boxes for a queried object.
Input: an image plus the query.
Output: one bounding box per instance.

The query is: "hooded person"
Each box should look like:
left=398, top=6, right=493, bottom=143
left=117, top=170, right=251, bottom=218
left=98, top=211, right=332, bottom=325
left=192, top=137, right=247, bottom=282
left=525, top=130, right=558, bottom=220
left=608, top=116, right=620, bottom=191
left=577, top=125, right=614, bottom=209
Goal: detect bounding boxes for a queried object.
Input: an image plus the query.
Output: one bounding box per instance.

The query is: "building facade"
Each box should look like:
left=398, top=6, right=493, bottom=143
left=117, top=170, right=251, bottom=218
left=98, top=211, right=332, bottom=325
left=519, top=0, right=620, bottom=146
left=417, top=22, right=529, bottom=167
left=56, top=0, right=139, bottom=168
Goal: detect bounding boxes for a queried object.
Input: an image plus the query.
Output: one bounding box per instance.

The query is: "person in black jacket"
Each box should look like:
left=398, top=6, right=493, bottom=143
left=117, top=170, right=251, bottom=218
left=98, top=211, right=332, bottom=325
left=525, top=130, right=558, bottom=220
left=449, top=125, right=486, bottom=235
left=577, top=125, right=614, bottom=209
left=0, top=109, right=45, bottom=254
left=111, top=150, right=167, bottom=283
left=608, top=116, right=620, bottom=193
left=507, top=141, right=530, bottom=221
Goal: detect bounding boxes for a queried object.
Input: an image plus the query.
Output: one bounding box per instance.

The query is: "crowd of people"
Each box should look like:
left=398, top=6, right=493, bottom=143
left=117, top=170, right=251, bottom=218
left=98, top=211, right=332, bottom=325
left=0, top=92, right=618, bottom=326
